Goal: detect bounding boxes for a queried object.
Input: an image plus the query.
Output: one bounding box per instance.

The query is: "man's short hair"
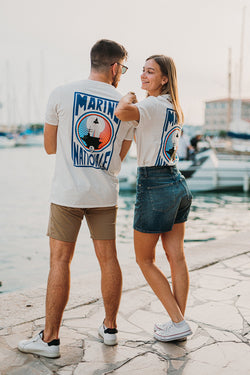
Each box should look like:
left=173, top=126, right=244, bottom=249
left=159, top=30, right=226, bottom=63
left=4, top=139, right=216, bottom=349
left=90, top=39, right=128, bottom=72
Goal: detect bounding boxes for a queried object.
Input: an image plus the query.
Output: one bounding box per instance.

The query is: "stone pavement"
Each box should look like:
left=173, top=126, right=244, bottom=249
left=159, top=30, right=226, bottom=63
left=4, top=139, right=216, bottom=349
left=0, top=231, right=250, bottom=374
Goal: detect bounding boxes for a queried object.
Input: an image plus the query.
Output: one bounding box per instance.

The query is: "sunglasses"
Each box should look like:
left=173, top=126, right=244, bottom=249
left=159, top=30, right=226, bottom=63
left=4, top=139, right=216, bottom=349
left=110, top=62, right=128, bottom=74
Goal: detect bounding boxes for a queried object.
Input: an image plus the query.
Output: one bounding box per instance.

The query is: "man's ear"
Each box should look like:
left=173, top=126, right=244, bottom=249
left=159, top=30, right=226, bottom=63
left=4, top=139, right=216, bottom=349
left=111, top=63, right=118, bottom=75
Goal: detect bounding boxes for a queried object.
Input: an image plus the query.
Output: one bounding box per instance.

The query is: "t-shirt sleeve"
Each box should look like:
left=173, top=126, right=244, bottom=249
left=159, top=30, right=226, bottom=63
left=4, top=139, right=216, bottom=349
left=135, top=97, right=156, bottom=126
left=45, top=87, right=60, bottom=126
left=124, top=123, right=135, bottom=140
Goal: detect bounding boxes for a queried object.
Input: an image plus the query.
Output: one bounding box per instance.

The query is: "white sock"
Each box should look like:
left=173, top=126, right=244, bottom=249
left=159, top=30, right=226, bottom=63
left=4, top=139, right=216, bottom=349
left=172, top=320, right=186, bottom=327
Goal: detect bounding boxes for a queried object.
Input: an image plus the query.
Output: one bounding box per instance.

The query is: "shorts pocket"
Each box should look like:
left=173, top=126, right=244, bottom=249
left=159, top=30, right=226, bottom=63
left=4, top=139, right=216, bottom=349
left=148, top=182, right=177, bottom=213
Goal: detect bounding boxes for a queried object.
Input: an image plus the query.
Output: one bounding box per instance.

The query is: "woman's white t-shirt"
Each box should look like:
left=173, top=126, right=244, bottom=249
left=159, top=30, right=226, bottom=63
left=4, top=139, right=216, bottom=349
left=135, top=94, right=182, bottom=167
left=45, top=79, right=134, bottom=208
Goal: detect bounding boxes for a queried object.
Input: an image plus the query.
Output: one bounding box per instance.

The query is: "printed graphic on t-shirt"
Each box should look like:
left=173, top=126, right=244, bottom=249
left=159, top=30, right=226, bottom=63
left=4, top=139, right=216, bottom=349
left=71, top=92, right=120, bottom=169
left=155, top=109, right=181, bottom=166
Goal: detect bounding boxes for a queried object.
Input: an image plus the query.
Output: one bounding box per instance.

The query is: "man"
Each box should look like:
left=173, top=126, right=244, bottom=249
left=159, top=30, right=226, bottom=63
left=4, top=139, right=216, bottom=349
left=177, top=130, right=193, bottom=160
left=190, top=134, right=202, bottom=152
left=18, top=39, right=133, bottom=358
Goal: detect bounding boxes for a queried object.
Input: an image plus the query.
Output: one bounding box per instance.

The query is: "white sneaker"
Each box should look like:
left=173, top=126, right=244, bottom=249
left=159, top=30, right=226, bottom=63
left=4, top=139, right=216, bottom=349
left=98, top=323, right=118, bottom=346
left=154, top=321, right=172, bottom=332
left=154, top=320, right=192, bottom=342
left=18, top=331, right=60, bottom=358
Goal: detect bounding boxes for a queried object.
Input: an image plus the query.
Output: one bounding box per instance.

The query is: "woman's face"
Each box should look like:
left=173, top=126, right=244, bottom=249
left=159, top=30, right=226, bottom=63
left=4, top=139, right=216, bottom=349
left=141, top=59, right=168, bottom=96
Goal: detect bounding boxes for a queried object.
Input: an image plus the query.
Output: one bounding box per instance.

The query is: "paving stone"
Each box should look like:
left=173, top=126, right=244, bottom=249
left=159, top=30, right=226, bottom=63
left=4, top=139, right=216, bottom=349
left=119, top=290, right=155, bottom=316
left=63, top=308, right=104, bottom=330
left=223, top=254, right=250, bottom=268
left=0, top=345, right=28, bottom=372
left=237, top=307, right=250, bottom=326
left=181, top=359, right=230, bottom=375
left=59, top=326, right=86, bottom=343
left=153, top=341, right=186, bottom=359
left=180, top=333, right=212, bottom=352
left=38, top=344, right=84, bottom=372
left=139, top=285, right=154, bottom=293
left=191, top=287, right=235, bottom=303
left=110, top=352, right=169, bottom=374
left=204, top=327, right=241, bottom=342
left=128, top=310, right=167, bottom=334
left=4, top=359, right=54, bottom=375
left=190, top=273, right=238, bottom=290
left=225, top=280, right=250, bottom=296
left=4, top=333, right=29, bottom=349
left=201, top=264, right=246, bottom=280
left=62, top=305, right=93, bottom=320
left=33, top=317, right=46, bottom=327
left=117, top=315, right=142, bottom=334
left=187, top=342, right=250, bottom=373
left=149, top=300, right=168, bottom=314
left=236, top=293, right=250, bottom=309
left=188, top=302, right=243, bottom=331
left=170, top=359, right=185, bottom=371
left=56, top=365, right=76, bottom=375
left=83, top=340, right=144, bottom=364
left=236, top=262, right=250, bottom=276
left=121, top=333, right=154, bottom=346
left=11, top=322, right=33, bottom=335
left=74, top=361, right=110, bottom=375
left=0, top=327, right=12, bottom=336
left=245, top=332, right=250, bottom=340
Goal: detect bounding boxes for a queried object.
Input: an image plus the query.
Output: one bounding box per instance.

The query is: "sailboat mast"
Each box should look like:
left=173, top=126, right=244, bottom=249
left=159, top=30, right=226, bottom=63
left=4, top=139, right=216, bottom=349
left=238, top=6, right=246, bottom=101
left=227, top=47, right=232, bottom=130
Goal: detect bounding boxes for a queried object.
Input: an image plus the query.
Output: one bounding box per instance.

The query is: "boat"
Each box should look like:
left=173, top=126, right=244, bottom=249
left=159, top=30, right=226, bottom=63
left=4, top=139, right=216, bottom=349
left=0, top=132, right=16, bottom=148
left=119, top=147, right=250, bottom=193
left=15, top=130, right=44, bottom=147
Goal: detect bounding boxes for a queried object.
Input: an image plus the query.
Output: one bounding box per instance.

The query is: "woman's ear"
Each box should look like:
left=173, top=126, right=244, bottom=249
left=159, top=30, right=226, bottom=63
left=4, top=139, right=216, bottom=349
left=162, top=76, right=168, bottom=85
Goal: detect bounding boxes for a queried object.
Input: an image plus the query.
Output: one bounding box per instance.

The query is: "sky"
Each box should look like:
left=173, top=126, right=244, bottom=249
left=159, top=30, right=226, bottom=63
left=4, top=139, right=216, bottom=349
left=0, top=0, right=249, bottom=126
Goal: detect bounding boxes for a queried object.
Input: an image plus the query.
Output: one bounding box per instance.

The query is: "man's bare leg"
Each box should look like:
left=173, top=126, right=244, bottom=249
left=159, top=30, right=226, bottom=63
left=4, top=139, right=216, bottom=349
left=93, top=239, right=122, bottom=328
left=43, top=238, right=75, bottom=342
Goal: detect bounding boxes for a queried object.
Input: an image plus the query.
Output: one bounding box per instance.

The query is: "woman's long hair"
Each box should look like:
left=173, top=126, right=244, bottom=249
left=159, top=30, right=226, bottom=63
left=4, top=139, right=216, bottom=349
left=146, top=55, right=184, bottom=125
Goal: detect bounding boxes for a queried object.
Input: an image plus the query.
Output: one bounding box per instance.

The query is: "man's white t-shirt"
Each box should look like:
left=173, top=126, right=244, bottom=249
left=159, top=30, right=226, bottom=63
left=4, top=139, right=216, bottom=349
left=135, top=94, right=182, bottom=167
left=177, top=133, right=191, bottom=159
left=45, top=79, right=133, bottom=208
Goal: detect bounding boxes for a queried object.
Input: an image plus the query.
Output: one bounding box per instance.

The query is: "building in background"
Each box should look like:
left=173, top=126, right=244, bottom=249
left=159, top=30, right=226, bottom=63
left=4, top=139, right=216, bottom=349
left=204, top=98, right=250, bottom=136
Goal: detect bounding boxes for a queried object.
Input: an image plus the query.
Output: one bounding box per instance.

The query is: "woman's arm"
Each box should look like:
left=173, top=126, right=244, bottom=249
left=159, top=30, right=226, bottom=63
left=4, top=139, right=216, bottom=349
left=114, top=92, right=140, bottom=122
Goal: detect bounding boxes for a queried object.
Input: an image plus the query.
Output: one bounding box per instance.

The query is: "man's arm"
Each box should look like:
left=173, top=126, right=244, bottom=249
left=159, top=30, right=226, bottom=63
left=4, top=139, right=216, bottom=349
left=120, top=140, right=132, bottom=161
left=44, top=123, right=58, bottom=154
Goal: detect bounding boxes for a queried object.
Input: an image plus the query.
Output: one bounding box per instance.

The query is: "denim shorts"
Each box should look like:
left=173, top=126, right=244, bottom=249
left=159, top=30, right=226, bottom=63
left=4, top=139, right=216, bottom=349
left=133, top=166, right=192, bottom=233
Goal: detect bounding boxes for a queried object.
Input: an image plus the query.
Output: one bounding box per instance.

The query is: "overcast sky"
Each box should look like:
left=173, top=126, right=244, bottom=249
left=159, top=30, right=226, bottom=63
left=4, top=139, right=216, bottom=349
left=0, top=0, right=249, bottom=126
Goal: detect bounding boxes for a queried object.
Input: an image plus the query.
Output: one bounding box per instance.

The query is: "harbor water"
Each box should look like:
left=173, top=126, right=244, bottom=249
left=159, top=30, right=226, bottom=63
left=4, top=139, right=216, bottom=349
left=1, top=147, right=250, bottom=294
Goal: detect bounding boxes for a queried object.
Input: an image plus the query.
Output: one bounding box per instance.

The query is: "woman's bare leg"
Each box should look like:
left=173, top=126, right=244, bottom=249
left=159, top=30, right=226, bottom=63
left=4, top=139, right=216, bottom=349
left=134, top=230, right=184, bottom=323
left=161, top=223, right=189, bottom=315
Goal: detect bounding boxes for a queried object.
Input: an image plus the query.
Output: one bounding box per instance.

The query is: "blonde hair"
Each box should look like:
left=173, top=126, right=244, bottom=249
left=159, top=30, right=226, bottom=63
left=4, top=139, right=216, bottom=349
left=146, top=55, right=184, bottom=125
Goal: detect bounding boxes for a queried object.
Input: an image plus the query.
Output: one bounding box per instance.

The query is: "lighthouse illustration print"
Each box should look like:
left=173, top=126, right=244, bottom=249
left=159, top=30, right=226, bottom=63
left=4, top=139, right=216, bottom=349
left=71, top=91, right=120, bottom=170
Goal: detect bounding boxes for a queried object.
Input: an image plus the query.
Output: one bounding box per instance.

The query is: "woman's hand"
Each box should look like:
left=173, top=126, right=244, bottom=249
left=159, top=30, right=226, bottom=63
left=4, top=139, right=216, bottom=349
left=127, top=92, right=138, bottom=103
left=115, top=92, right=140, bottom=122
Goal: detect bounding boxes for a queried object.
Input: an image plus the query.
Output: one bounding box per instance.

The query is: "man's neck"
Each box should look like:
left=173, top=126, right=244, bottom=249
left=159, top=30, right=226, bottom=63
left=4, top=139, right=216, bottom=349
left=88, top=71, right=112, bottom=85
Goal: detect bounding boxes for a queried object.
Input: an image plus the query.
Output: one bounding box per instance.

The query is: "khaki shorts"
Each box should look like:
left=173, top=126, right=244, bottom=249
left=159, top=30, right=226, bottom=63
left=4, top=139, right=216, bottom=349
left=47, top=203, right=117, bottom=242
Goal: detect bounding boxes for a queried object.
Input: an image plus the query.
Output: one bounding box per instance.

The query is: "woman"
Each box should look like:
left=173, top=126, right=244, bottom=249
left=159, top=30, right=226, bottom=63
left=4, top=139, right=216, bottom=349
left=114, top=55, right=192, bottom=342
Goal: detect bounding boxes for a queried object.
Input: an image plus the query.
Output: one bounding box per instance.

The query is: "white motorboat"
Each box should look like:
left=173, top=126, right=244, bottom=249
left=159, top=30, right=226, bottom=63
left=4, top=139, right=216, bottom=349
left=119, top=148, right=250, bottom=192
left=0, top=133, right=16, bottom=148
left=15, top=132, right=44, bottom=147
